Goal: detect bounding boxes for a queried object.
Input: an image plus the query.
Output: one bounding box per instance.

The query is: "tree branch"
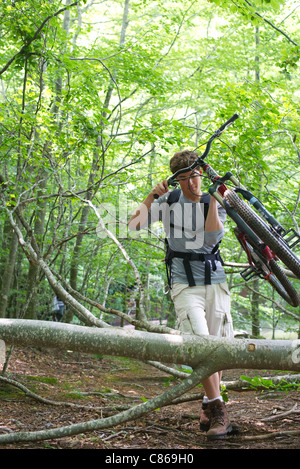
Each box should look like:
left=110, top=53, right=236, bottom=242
left=0, top=319, right=299, bottom=372
left=0, top=318, right=299, bottom=444
left=73, top=193, right=148, bottom=321
left=0, top=359, right=210, bottom=445
left=243, top=0, right=299, bottom=47
left=4, top=206, right=109, bottom=328
left=0, top=2, right=79, bottom=76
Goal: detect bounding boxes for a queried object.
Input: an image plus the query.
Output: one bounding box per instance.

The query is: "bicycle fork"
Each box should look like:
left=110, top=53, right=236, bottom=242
left=200, top=163, right=278, bottom=281
left=223, top=198, right=277, bottom=282
left=204, top=163, right=300, bottom=251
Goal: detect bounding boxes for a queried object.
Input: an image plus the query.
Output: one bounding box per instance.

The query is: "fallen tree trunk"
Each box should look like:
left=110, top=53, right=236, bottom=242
left=0, top=318, right=299, bottom=445
left=0, top=319, right=299, bottom=372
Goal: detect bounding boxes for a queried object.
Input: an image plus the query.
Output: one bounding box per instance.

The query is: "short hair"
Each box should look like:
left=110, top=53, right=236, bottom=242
left=169, top=150, right=199, bottom=174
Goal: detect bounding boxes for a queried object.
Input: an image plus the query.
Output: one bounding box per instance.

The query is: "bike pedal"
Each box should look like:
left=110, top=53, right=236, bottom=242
left=282, top=229, right=300, bottom=249
left=240, top=265, right=263, bottom=281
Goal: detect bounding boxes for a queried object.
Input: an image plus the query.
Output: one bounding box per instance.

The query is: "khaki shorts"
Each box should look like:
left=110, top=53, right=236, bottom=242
left=171, top=282, right=233, bottom=338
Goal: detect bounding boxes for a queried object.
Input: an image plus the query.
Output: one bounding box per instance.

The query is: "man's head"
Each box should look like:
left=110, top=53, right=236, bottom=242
left=169, top=150, right=200, bottom=174
left=170, top=150, right=203, bottom=200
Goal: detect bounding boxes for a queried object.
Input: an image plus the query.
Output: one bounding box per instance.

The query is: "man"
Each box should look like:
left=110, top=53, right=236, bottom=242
left=53, top=295, right=65, bottom=322
left=128, top=150, right=234, bottom=440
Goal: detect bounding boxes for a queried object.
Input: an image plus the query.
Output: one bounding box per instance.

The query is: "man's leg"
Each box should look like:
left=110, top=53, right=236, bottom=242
left=202, top=373, right=221, bottom=400
left=200, top=373, right=222, bottom=432
left=203, top=283, right=233, bottom=439
left=171, top=283, right=233, bottom=439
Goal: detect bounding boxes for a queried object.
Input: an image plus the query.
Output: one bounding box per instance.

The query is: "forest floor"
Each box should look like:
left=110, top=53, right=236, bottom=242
left=0, top=346, right=299, bottom=452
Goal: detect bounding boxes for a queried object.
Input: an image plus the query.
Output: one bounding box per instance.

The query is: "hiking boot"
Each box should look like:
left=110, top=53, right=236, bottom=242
left=206, top=399, right=232, bottom=440
left=200, top=402, right=210, bottom=432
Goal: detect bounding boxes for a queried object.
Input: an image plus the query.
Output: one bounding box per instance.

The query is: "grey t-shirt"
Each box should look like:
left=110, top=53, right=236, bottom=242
left=144, top=190, right=227, bottom=286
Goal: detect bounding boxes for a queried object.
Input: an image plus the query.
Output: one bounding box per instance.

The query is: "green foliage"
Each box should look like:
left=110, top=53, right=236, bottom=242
left=241, top=375, right=300, bottom=392
left=0, top=0, right=299, bottom=339
left=27, top=375, right=58, bottom=385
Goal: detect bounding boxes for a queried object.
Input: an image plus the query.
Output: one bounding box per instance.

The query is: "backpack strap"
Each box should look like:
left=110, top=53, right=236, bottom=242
left=167, top=189, right=210, bottom=211
left=164, top=190, right=223, bottom=287
left=166, top=188, right=181, bottom=206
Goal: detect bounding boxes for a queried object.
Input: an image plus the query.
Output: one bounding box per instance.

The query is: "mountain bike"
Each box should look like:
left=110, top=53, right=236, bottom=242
left=155, top=114, right=300, bottom=307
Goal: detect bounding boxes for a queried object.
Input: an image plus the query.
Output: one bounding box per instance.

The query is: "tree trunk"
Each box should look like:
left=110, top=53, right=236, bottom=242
left=251, top=277, right=260, bottom=337
left=24, top=169, right=48, bottom=319
left=0, top=226, right=19, bottom=318
left=66, top=0, right=131, bottom=322
left=0, top=319, right=299, bottom=373
left=250, top=26, right=261, bottom=338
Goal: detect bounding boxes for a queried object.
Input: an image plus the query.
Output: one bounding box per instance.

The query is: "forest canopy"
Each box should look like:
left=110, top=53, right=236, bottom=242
left=0, top=0, right=299, bottom=340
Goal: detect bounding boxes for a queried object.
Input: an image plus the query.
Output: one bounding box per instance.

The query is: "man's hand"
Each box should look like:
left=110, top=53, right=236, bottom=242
left=150, top=179, right=169, bottom=198
left=128, top=180, right=169, bottom=231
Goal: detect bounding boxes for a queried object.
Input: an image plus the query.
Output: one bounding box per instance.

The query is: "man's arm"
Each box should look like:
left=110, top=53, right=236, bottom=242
left=204, top=197, right=223, bottom=232
left=128, top=179, right=169, bottom=231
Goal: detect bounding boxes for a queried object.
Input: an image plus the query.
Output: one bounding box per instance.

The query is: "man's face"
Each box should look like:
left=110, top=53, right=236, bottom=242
left=176, top=169, right=202, bottom=198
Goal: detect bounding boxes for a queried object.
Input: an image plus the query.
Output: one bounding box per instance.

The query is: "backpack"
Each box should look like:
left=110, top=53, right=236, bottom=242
left=164, top=189, right=223, bottom=287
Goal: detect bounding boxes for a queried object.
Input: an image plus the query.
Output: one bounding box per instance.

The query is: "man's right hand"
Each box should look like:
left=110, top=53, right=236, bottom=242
left=150, top=179, right=169, bottom=198
left=128, top=180, right=169, bottom=231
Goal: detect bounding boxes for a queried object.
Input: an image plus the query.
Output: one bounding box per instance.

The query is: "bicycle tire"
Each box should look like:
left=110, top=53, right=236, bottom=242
left=233, top=227, right=300, bottom=306
left=225, top=189, right=300, bottom=278
left=225, top=189, right=300, bottom=307
left=269, top=259, right=300, bottom=307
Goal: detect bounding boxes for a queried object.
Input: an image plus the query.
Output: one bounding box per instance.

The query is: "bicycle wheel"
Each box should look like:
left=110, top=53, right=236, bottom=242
left=225, top=189, right=300, bottom=278
left=233, top=227, right=300, bottom=307
left=225, top=189, right=300, bottom=306
left=268, top=259, right=300, bottom=306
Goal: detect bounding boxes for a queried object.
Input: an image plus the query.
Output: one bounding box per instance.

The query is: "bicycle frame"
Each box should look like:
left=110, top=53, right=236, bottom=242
left=168, top=113, right=288, bottom=239
left=191, top=159, right=280, bottom=270
left=160, top=114, right=300, bottom=305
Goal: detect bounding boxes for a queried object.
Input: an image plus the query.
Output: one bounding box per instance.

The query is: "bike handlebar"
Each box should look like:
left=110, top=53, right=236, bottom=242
left=166, top=113, right=239, bottom=186
left=214, top=113, right=239, bottom=134
left=153, top=113, right=239, bottom=197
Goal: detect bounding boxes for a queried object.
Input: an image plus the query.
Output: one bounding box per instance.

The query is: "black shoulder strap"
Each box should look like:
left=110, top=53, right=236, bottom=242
left=164, top=191, right=224, bottom=287
left=167, top=190, right=211, bottom=220
left=166, top=188, right=181, bottom=206
left=200, top=193, right=221, bottom=253
left=199, top=193, right=210, bottom=220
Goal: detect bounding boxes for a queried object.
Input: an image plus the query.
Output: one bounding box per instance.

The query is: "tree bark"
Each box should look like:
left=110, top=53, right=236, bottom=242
left=0, top=227, right=19, bottom=318
left=24, top=168, right=48, bottom=319
left=0, top=319, right=299, bottom=373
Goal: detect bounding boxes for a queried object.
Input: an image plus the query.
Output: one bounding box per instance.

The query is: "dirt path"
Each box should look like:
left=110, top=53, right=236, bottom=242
left=0, top=347, right=299, bottom=450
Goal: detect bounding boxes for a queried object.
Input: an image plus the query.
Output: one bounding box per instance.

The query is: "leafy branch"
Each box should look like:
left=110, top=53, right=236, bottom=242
left=243, top=0, right=300, bottom=47
left=0, top=1, right=79, bottom=76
